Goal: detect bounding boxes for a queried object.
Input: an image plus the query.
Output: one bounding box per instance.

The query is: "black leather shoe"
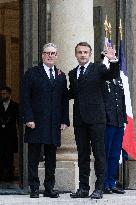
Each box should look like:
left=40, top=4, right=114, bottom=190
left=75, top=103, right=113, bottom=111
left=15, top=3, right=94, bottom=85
left=111, top=187, right=125, bottom=194
left=43, top=189, right=59, bottom=198
left=103, top=187, right=113, bottom=194
left=30, top=189, right=39, bottom=198
left=90, top=189, right=103, bottom=199
left=70, top=189, right=89, bottom=198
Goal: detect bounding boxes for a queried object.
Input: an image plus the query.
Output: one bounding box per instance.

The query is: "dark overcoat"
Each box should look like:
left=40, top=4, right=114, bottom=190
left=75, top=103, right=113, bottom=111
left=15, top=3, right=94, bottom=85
left=22, top=64, right=69, bottom=146
left=0, top=100, right=19, bottom=153
left=68, top=62, right=119, bottom=126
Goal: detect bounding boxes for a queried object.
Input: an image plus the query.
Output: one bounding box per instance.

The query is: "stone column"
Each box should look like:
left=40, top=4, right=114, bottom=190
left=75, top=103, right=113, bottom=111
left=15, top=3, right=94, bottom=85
left=21, top=0, right=39, bottom=188
left=48, top=0, right=95, bottom=192
left=38, top=0, right=47, bottom=61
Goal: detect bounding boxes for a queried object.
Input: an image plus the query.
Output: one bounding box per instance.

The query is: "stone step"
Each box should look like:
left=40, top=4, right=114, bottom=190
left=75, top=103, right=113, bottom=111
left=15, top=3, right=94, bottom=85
left=0, top=191, right=136, bottom=205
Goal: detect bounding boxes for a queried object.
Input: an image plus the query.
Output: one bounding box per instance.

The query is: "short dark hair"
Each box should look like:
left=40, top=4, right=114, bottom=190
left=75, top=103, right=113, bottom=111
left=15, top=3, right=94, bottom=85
left=1, top=86, right=12, bottom=94
left=75, top=42, right=92, bottom=53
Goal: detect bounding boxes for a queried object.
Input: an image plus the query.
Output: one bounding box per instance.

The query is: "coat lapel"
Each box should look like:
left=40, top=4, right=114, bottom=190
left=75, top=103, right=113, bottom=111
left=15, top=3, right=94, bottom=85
left=5, top=101, right=10, bottom=113
left=37, top=64, right=49, bottom=80
left=53, top=66, right=65, bottom=88
left=5, top=100, right=12, bottom=113
left=73, top=62, right=94, bottom=80
left=83, top=62, right=93, bottom=77
left=37, top=64, right=61, bottom=89
left=37, top=64, right=52, bottom=87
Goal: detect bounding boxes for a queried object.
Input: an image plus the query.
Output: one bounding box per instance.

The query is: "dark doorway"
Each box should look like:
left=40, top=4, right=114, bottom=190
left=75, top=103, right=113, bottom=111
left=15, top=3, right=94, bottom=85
left=0, top=0, right=22, bottom=192
left=0, top=34, right=6, bottom=88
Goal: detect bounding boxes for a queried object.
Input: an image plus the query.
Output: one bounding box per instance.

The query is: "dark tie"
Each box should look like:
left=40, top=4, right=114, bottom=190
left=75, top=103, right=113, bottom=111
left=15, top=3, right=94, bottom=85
left=49, top=68, right=54, bottom=85
left=78, top=66, right=85, bottom=79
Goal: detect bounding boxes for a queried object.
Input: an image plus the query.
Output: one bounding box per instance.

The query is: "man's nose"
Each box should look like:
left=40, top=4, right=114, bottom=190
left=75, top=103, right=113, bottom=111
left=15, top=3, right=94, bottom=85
left=48, top=52, right=52, bottom=56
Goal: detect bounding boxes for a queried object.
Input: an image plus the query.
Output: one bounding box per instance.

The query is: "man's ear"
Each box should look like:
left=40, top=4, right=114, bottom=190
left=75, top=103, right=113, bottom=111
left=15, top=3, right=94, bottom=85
left=89, top=52, right=92, bottom=57
left=101, top=53, right=105, bottom=60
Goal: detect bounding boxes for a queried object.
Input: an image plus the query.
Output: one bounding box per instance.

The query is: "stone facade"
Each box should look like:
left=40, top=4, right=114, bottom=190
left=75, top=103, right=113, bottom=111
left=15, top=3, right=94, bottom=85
left=1, top=0, right=136, bottom=191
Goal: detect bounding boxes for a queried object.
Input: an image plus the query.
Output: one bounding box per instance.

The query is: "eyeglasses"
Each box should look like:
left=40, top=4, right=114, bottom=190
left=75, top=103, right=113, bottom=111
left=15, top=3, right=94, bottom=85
left=43, top=52, right=57, bottom=56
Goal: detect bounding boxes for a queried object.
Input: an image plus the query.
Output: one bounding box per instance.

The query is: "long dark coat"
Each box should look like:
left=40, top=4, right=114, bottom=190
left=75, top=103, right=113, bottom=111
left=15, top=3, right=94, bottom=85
left=68, top=62, right=119, bottom=126
left=0, top=100, right=19, bottom=153
left=22, top=64, right=69, bottom=146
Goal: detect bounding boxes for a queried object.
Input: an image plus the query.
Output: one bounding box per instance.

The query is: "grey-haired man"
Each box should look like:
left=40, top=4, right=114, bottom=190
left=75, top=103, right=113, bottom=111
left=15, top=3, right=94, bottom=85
left=22, top=43, right=69, bottom=198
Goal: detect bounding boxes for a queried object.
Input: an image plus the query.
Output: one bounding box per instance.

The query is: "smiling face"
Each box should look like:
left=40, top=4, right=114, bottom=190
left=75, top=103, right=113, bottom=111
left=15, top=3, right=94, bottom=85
left=42, top=46, right=58, bottom=68
left=75, top=45, right=92, bottom=66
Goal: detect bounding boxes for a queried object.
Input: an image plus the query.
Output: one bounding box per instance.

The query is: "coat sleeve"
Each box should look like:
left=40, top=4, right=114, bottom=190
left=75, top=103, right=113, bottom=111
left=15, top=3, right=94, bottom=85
left=21, top=69, right=34, bottom=124
left=100, top=61, right=120, bottom=81
left=61, top=74, right=70, bottom=126
left=68, top=71, right=75, bottom=99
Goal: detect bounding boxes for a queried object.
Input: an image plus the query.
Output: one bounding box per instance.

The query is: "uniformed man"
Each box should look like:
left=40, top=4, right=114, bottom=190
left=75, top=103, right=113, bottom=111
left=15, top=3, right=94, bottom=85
left=103, top=77, right=127, bottom=194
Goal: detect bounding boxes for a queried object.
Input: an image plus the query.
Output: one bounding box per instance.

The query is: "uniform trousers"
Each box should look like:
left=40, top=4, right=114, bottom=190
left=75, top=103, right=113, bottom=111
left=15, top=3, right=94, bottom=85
left=104, top=125, right=124, bottom=188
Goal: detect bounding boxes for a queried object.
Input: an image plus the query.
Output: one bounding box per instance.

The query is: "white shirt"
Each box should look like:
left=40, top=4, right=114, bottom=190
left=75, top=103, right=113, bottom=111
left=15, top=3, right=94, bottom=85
left=102, top=56, right=118, bottom=69
left=43, top=63, right=55, bottom=79
left=77, top=61, right=91, bottom=79
left=3, top=100, right=10, bottom=111
left=103, top=57, right=118, bottom=84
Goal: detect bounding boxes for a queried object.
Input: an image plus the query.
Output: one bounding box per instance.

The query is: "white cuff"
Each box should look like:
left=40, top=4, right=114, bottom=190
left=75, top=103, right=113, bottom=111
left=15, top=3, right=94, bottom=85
left=102, top=56, right=110, bottom=69
left=109, top=58, right=118, bottom=63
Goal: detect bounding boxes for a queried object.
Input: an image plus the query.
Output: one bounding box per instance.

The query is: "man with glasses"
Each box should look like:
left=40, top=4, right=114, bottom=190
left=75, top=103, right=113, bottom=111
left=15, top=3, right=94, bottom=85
left=22, top=43, right=69, bottom=198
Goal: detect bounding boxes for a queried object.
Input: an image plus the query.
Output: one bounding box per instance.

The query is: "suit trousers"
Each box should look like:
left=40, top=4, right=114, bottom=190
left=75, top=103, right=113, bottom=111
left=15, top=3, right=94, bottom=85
left=104, top=126, right=124, bottom=188
left=28, top=143, right=57, bottom=190
left=74, top=123, right=106, bottom=191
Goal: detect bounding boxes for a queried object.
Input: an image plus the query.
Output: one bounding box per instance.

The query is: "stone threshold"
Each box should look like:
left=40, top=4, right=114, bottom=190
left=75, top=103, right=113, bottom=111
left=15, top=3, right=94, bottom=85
left=0, top=190, right=136, bottom=205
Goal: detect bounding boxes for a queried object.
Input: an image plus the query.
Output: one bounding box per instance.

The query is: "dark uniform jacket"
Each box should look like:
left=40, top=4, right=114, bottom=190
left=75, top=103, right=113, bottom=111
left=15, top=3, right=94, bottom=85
left=0, top=100, right=19, bottom=153
left=103, top=77, right=127, bottom=127
left=69, top=62, right=119, bottom=126
left=22, top=64, right=69, bottom=146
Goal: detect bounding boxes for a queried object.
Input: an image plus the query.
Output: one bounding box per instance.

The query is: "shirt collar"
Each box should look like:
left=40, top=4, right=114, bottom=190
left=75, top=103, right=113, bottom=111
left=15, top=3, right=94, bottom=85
left=43, top=63, right=55, bottom=72
left=78, top=61, right=90, bottom=69
left=3, top=99, right=10, bottom=105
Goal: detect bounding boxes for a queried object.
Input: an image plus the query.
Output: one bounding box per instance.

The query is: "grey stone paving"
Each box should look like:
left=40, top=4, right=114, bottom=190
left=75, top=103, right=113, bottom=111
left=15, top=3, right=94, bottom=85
left=0, top=190, right=136, bottom=205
